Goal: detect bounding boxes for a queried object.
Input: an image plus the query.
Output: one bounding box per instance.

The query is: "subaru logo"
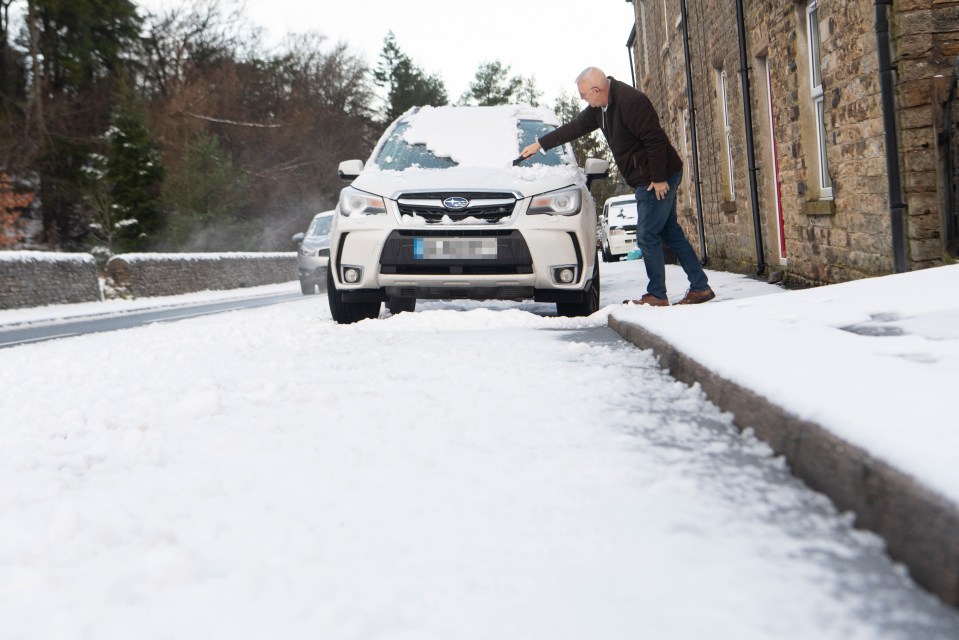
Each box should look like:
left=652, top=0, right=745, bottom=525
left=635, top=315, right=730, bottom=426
left=442, top=196, right=470, bottom=210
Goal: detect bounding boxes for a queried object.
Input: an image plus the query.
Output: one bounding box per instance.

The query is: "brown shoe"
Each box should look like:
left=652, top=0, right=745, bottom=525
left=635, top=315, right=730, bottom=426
left=676, top=287, right=716, bottom=305
left=623, top=293, right=670, bottom=307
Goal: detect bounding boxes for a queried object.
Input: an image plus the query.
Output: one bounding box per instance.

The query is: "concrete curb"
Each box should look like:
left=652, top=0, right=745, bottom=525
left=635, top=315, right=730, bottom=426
left=608, top=315, right=959, bottom=608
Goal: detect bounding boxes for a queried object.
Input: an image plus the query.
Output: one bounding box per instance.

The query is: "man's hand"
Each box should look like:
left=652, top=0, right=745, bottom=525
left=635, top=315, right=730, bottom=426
left=647, top=180, right=669, bottom=201
left=519, top=142, right=542, bottom=159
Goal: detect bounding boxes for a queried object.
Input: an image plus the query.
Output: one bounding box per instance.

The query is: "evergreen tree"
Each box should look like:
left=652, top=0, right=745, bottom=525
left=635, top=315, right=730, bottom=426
left=516, top=76, right=543, bottom=107
left=459, top=60, right=522, bottom=106
left=31, top=0, right=141, bottom=91
left=373, top=31, right=447, bottom=122
left=408, top=68, right=448, bottom=112
left=26, top=0, right=143, bottom=248
left=0, top=0, right=21, bottom=99
left=103, top=96, right=164, bottom=251
left=160, top=131, right=250, bottom=250
left=0, top=0, right=27, bottom=175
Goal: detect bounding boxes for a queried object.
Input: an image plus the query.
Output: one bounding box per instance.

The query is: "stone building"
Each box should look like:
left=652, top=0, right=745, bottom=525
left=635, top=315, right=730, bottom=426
left=621, top=0, right=959, bottom=286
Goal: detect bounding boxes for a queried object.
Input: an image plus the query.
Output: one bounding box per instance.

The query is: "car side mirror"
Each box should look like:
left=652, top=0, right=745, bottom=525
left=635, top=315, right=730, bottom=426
left=584, top=158, right=609, bottom=189
left=292, top=232, right=305, bottom=245
left=338, top=159, right=364, bottom=181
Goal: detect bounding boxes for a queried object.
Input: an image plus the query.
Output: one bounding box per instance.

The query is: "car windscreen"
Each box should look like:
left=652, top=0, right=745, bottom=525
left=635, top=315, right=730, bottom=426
left=374, top=122, right=457, bottom=170
left=309, top=216, right=332, bottom=236
left=607, top=202, right=638, bottom=227
left=516, top=120, right=566, bottom=167
left=372, top=119, right=567, bottom=170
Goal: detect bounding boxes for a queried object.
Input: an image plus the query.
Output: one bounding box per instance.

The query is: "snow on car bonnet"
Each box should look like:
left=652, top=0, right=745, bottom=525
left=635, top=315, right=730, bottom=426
left=400, top=104, right=561, bottom=169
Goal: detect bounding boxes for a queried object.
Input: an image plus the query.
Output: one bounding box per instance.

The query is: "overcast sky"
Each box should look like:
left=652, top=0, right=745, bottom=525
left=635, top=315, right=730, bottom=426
left=136, top=0, right=639, bottom=108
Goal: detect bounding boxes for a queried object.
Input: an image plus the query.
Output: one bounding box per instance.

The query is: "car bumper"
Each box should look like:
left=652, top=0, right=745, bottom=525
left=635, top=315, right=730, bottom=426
left=297, top=254, right=329, bottom=280
left=608, top=233, right=636, bottom=255
left=331, top=210, right=595, bottom=299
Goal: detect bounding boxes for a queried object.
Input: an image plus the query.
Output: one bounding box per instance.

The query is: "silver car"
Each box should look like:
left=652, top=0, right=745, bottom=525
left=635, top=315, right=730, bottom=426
left=292, top=210, right=334, bottom=295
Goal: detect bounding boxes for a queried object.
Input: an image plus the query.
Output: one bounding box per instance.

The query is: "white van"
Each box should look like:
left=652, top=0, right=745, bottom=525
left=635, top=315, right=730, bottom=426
left=600, top=195, right=638, bottom=262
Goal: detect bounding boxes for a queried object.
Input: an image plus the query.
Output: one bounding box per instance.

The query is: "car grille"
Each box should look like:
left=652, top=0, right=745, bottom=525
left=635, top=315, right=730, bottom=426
left=379, top=229, right=533, bottom=276
left=396, top=191, right=517, bottom=224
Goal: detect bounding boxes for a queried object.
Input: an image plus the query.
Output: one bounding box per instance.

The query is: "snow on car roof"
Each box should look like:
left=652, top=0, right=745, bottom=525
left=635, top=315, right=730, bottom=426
left=400, top=104, right=561, bottom=169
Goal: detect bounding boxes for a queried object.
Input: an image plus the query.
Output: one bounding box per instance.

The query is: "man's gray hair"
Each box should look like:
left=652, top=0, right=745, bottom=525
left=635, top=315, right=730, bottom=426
left=576, top=67, right=608, bottom=85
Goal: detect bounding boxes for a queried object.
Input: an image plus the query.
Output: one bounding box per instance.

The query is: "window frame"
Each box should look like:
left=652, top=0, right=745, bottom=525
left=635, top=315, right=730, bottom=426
left=718, top=68, right=735, bottom=200
left=806, top=0, right=833, bottom=199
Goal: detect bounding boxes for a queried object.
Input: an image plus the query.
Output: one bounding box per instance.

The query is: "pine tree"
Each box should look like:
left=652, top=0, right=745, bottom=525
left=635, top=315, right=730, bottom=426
left=516, top=76, right=543, bottom=107
left=26, top=0, right=143, bottom=248
left=160, top=131, right=250, bottom=250
left=103, top=97, right=164, bottom=251
left=459, top=60, right=522, bottom=106
left=0, top=0, right=21, bottom=100
left=373, top=31, right=447, bottom=122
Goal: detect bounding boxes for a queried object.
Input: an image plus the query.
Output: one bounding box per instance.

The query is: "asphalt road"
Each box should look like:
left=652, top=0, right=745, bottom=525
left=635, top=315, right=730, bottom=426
left=0, top=291, right=306, bottom=349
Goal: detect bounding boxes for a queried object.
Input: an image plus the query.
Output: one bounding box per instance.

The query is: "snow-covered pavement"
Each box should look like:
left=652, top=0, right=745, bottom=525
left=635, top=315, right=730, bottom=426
left=1, top=262, right=958, bottom=639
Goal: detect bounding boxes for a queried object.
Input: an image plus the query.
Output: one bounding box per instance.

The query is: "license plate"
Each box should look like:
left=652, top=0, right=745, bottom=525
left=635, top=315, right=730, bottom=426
left=413, top=237, right=498, bottom=260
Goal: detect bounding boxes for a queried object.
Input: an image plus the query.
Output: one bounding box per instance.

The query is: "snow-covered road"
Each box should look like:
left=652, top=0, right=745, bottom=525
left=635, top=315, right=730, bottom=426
left=2, top=261, right=957, bottom=639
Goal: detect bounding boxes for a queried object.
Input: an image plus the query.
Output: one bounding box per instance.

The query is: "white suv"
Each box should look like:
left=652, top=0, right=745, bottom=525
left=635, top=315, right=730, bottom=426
left=326, top=104, right=609, bottom=324
left=600, top=194, right=638, bottom=262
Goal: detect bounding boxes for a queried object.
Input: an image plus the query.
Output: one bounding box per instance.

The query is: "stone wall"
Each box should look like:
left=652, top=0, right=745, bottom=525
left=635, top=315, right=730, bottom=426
left=0, top=251, right=101, bottom=310
left=106, top=252, right=297, bottom=298
left=629, top=0, right=959, bottom=287
left=899, top=0, right=959, bottom=268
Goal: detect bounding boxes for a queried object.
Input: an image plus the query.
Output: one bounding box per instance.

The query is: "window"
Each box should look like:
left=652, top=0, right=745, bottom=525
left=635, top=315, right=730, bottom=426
left=517, top=120, right=566, bottom=167
left=375, top=120, right=566, bottom=171
left=309, top=215, right=332, bottom=237
left=718, top=69, right=735, bottom=200
left=806, top=0, right=832, bottom=199
left=375, top=122, right=457, bottom=170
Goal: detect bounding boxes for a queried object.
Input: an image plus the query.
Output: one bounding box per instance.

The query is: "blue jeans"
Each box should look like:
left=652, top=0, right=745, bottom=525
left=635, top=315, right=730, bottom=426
left=634, top=170, right=709, bottom=299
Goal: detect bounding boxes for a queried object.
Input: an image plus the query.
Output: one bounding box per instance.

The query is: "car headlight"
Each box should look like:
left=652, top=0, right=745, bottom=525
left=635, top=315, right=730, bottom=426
left=527, top=186, right=582, bottom=216
left=300, top=246, right=318, bottom=256
left=339, top=187, right=387, bottom=216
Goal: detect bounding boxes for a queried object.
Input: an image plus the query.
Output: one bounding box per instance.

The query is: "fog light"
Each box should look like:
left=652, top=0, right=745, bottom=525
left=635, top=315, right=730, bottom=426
left=558, top=268, right=575, bottom=284
left=343, top=268, right=361, bottom=283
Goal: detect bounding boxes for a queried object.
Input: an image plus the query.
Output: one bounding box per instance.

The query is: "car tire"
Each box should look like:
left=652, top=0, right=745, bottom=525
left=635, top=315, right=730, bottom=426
left=327, top=268, right=381, bottom=324
left=387, top=296, right=416, bottom=315
left=300, top=278, right=316, bottom=295
left=556, top=262, right=600, bottom=317
left=601, top=245, right=610, bottom=262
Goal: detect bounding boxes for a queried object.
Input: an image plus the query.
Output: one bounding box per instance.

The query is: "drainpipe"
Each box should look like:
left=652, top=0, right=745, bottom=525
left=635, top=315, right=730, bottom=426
left=627, top=25, right=637, bottom=88
left=943, top=73, right=958, bottom=257
left=875, top=0, right=908, bottom=273
left=680, top=0, right=708, bottom=265
left=735, top=0, right=766, bottom=276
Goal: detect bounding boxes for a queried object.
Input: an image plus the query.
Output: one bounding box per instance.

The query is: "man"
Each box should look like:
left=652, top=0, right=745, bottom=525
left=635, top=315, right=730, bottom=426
left=520, top=67, right=714, bottom=306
